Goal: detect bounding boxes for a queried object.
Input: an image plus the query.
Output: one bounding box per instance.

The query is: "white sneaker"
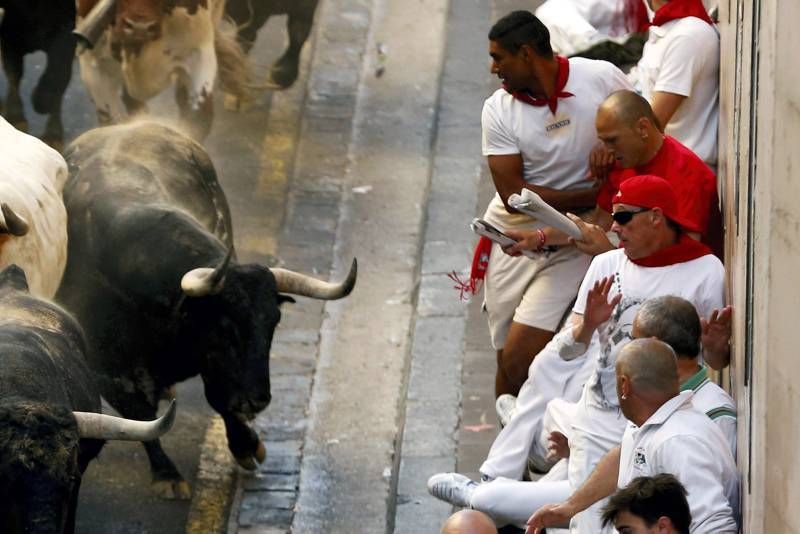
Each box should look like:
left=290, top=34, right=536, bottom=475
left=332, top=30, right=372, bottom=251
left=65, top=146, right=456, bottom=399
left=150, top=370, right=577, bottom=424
left=495, top=394, right=517, bottom=427
left=426, top=472, right=478, bottom=507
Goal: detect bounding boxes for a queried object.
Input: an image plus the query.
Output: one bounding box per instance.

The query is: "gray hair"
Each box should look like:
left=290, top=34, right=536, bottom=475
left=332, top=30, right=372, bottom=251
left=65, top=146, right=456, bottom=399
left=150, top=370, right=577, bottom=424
left=617, top=338, right=679, bottom=395
left=634, top=296, right=701, bottom=359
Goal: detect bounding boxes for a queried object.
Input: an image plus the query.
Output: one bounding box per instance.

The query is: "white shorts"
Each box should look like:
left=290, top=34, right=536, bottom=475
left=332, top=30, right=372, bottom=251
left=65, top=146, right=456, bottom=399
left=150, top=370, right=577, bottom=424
left=483, top=243, right=591, bottom=350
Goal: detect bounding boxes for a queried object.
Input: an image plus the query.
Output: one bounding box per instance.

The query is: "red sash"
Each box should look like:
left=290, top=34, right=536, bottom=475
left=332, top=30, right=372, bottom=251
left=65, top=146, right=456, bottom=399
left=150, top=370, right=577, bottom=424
left=651, top=0, right=713, bottom=27
left=449, top=236, right=492, bottom=300
left=630, top=233, right=712, bottom=267
left=504, top=56, right=574, bottom=115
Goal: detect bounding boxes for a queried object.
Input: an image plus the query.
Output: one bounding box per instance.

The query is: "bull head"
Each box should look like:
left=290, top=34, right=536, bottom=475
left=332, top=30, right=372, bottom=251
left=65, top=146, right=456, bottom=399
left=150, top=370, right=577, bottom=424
left=74, top=0, right=120, bottom=52
left=0, top=203, right=29, bottom=237
left=73, top=399, right=176, bottom=441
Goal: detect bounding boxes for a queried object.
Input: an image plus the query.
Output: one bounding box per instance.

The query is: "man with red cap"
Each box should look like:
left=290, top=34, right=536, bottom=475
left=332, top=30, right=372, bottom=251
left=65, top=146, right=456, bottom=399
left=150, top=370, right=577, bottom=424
left=428, top=176, right=729, bottom=533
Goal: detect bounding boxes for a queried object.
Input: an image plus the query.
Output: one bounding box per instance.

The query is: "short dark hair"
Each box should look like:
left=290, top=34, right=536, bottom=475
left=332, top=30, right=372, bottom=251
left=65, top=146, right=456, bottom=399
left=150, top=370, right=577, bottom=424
left=634, top=296, right=701, bottom=359
left=488, top=11, right=552, bottom=57
left=601, top=474, right=692, bottom=534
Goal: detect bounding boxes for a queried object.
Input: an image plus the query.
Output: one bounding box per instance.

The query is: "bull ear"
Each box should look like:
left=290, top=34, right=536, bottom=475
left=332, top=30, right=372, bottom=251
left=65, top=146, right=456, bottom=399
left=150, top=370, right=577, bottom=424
left=181, top=248, right=234, bottom=297
left=0, top=203, right=29, bottom=237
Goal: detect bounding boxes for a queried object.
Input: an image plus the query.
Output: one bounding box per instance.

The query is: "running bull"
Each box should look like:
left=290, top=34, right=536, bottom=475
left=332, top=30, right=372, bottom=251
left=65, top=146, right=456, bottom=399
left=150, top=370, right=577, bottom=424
left=0, top=264, right=176, bottom=533
left=56, top=121, right=357, bottom=498
left=75, top=0, right=251, bottom=140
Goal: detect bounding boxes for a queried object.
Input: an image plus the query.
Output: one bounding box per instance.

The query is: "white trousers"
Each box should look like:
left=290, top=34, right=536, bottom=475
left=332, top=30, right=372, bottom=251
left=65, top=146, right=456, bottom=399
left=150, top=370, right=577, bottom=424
left=480, top=339, right=595, bottom=480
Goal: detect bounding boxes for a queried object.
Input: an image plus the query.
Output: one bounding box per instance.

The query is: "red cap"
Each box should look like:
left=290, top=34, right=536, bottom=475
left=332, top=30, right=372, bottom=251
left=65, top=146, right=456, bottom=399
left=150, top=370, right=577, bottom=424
left=613, top=175, right=693, bottom=229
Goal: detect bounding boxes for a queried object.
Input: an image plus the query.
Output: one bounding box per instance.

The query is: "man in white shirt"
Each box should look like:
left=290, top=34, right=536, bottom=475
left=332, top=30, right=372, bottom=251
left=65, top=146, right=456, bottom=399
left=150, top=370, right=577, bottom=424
left=629, top=0, right=719, bottom=167
left=527, top=339, right=739, bottom=534
left=479, top=10, right=632, bottom=396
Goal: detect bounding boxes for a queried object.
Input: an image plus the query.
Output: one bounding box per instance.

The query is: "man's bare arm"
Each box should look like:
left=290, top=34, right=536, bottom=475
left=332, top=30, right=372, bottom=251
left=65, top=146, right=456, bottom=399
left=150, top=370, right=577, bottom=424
left=488, top=154, right=599, bottom=213
left=651, top=91, right=686, bottom=130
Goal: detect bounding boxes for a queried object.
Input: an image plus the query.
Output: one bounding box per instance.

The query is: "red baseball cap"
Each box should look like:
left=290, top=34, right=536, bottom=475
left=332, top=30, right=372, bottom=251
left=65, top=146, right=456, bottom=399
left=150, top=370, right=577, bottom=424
left=613, top=174, right=694, bottom=229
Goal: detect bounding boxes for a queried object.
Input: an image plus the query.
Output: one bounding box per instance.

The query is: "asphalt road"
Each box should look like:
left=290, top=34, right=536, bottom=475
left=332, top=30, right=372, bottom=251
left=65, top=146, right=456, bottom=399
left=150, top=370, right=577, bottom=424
left=0, top=15, right=294, bottom=533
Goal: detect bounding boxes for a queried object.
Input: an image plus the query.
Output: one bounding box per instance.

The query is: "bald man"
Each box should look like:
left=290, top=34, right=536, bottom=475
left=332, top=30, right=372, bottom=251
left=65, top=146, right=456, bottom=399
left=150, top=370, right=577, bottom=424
left=440, top=510, right=498, bottom=534
left=527, top=339, right=738, bottom=534
left=506, top=90, right=719, bottom=258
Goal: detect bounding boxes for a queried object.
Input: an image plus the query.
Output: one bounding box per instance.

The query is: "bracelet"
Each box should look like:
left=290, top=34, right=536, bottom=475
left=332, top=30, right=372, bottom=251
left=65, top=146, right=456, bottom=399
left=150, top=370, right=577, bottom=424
left=536, top=229, right=546, bottom=251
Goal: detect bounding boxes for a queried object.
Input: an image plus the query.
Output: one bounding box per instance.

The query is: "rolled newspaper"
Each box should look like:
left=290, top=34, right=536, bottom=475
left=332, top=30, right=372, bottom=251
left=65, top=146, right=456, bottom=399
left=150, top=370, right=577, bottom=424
left=508, top=189, right=583, bottom=241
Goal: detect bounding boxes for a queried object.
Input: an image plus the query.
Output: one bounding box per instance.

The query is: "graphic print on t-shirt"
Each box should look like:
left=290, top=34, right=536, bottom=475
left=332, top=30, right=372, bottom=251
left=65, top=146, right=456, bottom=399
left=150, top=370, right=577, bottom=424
left=544, top=110, right=573, bottom=138
left=598, top=294, right=644, bottom=369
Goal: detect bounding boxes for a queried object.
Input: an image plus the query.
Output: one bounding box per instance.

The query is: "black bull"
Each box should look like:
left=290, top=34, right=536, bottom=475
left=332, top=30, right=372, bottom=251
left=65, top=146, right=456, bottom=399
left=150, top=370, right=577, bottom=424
left=56, top=121, right=356, bottom=498
left=0, top=265, right=176, bottom=533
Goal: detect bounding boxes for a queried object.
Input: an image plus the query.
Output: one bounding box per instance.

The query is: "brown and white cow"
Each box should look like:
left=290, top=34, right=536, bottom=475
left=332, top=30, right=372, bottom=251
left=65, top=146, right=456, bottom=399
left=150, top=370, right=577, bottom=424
left=75, top=0, right=250, bottom=140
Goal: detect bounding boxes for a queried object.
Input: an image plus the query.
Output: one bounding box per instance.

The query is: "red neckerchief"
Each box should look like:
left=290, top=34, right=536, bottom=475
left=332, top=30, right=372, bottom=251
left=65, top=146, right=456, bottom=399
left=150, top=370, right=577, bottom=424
left=504, top=56, right=574, bottom=115
left=651, top=0, right=713, bottom=27
left=448, top=236, right=492, bottom=300
left=623, top=0, right=650, bottom=34
left=630, top=233, right=712, bottom=267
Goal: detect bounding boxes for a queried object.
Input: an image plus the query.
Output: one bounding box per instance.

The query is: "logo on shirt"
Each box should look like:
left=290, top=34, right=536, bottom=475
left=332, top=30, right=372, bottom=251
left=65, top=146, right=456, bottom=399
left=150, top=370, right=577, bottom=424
left=545, top=118, right=571, bottom=132
left=634, top=448, right=647, bottom=468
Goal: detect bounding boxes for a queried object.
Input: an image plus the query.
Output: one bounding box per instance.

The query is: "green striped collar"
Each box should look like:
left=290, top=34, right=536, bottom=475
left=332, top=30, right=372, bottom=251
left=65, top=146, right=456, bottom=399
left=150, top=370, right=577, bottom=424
left=680, top=364, right=708, bottom=392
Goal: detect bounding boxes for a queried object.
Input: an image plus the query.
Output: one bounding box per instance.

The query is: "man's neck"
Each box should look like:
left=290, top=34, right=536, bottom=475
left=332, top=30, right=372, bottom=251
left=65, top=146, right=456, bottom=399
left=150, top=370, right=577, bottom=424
left=636, top=227, right=680, bottom=258
left=637, top=133, right=665, bottom=168
left=527, top=56, right=559, bottom=99
left=676, top=358, right=702, bottom=385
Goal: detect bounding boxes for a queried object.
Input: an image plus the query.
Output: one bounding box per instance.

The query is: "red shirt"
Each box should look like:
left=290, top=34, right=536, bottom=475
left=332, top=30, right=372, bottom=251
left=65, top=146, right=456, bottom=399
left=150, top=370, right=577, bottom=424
left=597, top=136, right=718, bottom=235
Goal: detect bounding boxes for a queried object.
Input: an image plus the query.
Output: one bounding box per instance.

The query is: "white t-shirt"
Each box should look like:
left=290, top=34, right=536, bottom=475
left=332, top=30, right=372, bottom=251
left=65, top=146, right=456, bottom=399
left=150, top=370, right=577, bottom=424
left=536, top=0, right=633, bottom=56
left=481, top=57, right=632, bottom=230
left=630, top=17, right=720, bottom=165
left=682, top=365, right=737, bottom=457
left=572, top=249, right=725, bottom=407
left=618, top=391, right=740, bottom=533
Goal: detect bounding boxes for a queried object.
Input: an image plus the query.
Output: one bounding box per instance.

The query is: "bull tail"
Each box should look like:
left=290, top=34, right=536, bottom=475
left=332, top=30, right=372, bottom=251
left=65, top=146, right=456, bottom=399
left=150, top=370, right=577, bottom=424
left=214, top=21, right=254, bottom=105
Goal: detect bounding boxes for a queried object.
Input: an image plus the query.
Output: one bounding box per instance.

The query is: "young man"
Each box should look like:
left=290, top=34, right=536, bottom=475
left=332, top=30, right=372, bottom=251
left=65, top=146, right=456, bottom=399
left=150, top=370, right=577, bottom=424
left=478, top=10, right=632, bottom=396
left=602, top=474, right=692, bottom=534
left=527, top=340, right=739, bottom=534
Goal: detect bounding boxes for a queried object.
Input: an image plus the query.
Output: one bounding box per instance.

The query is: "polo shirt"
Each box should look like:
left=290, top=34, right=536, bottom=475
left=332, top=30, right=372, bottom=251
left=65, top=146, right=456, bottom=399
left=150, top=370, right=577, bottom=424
left=618, top=391, right=739, bottom=533
left=596, top=135, right=718, bottom=236
left=630, top=16, right=720, bottom=165
left=681, top=364, right=737, bottom=457
left=481, top=57, right=632, bottom=231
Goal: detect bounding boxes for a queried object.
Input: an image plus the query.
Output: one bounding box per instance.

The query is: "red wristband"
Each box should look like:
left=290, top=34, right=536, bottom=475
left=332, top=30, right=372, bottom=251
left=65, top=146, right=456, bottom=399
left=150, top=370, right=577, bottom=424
left=536, top=229, right=546, bottom=250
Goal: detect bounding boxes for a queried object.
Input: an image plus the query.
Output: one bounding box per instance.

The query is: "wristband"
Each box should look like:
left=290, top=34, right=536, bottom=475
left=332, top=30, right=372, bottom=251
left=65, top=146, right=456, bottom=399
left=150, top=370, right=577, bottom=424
left=536, top=228, right=546, bottom=251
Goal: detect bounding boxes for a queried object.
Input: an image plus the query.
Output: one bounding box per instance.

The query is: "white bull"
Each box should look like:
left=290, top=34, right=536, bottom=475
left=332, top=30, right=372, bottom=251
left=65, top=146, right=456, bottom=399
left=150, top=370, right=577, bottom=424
left=76, top=0, right=249, bottom=140
left=0, top=116, right=68, bottom=298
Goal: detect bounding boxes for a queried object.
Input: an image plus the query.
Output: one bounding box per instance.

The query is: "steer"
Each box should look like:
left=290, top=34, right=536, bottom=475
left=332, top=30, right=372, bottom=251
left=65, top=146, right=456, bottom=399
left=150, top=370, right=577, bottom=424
left=0, top=264, right=176, bottom=534
left=0, top=0, right=77, bottom=149
left=224, top=0, right=319, bottom=89
left=0, top=115, right=69, bottom=299
left=75, top=0, right=251, bottom=140
left=57, top=121, right=357, bottom=498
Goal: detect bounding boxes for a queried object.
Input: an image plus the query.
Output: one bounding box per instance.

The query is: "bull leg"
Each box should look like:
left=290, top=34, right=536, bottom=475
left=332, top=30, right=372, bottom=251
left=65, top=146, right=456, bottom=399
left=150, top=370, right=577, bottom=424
left=221, top=412, right=266, bottom=471
left=77, top=38, right=128, bottom=125
left=1, top=45, right=28, bottom=131
left=99, top=382, right=191, bottom=500
left=34, top=29, right=76, bottom=150
left=270, top=2, right=318, bottom=88
left=176, top=43, right=216, bottom=140
left=225, top=0, right=271, bottom=55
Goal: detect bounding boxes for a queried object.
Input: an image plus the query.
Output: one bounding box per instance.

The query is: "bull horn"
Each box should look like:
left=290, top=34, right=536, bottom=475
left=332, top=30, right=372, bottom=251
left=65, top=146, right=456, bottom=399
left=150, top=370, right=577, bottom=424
left=0, top=203, right=29, bottom=237
left=73, top=0, right=119, bottom=53
left=270, top=258, right=357, bottom=300
left=181, top=247, right=234, bottom=297
left=0, top=8, right=5, bottom=27
left=74, top=399, right=177, bottom=441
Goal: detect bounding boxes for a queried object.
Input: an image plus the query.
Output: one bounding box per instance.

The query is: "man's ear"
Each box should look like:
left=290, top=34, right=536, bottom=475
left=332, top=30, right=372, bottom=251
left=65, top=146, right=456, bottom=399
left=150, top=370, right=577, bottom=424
left=655, top=516, right=675, bottom=533
left=636, top=117, right=651, bottom=138
left=650, top=207, right=666, bottom=226
left=519, top=43, right=533, bottom=61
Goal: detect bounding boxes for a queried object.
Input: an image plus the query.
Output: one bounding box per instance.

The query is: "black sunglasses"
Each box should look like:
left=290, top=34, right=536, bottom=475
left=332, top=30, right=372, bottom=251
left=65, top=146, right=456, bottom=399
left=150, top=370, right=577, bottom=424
left=612, top=208, right=651, bottom=225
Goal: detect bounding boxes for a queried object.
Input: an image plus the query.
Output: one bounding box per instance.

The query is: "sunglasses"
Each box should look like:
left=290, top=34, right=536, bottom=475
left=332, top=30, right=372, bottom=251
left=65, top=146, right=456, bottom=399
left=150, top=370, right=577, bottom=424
left=612, top=208, right=651, bottom=225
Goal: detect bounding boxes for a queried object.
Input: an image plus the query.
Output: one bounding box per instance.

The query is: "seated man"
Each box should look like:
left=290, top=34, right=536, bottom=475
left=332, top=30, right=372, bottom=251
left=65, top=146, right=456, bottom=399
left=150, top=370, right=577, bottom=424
left=527, top=339, right=739, bottom=534
left=427, top=295, right=735, bottom=529
left=601, top=474, right=692, bottom=534
left=506, top=90, right=719, bottom=257
left=427, top=176, right=728, bottom=532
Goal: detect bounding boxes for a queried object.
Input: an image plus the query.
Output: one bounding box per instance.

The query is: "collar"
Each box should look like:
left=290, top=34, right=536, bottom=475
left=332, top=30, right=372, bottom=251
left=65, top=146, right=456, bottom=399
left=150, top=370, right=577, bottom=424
left=680, top=364, right=708, bottom=392
left=641, top=391, right=694, bottom=428
left=504, top=56, right=574, bottom=115
left=651, top=0, right=713, bottom=27
left=629, top=233, right=712, bottom=267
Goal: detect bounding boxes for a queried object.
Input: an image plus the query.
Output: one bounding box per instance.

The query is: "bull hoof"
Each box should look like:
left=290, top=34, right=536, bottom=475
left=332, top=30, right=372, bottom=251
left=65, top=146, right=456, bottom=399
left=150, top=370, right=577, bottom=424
left=235, top=440, right=266, bottom=471
left=268, top=60, right=299, bottom=89
left=152, top=479, right=192, bottom=500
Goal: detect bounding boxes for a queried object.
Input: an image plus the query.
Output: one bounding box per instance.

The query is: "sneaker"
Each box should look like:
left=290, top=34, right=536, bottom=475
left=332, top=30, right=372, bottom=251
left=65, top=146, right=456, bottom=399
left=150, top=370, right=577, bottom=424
left=427, top=473, right=478, bottom=507
left=495, top=394, right=517, bottom=427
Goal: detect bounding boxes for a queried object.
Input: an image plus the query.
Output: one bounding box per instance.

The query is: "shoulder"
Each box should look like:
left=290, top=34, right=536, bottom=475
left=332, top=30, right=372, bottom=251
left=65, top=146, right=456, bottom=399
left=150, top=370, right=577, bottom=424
left=569, top=57, right=626, bottom=83
left=588, top=249, right=627, bottom=274
left=482, top=89, right=516, bottom=120
left=696, top=382, right=737, bottom=414
left=665, top=137, right=716, bottom=179
left=664, top=18, right=719, bottom=48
